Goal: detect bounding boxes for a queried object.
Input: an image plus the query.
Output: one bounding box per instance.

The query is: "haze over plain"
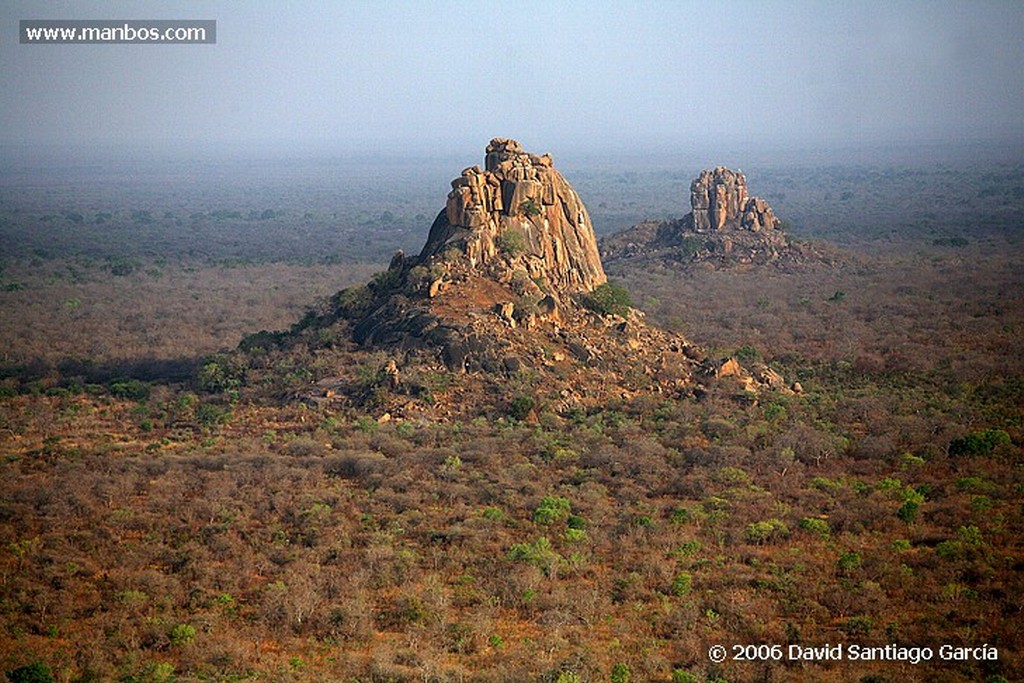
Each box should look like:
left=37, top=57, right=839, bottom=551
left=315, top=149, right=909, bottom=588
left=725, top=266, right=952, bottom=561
left=2, top=0, right=1022, bottom=160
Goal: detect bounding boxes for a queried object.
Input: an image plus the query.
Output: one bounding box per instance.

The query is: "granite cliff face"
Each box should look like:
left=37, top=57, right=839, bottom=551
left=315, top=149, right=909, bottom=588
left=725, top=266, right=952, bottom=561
left=602, top=166, right=800, bottom=268
left=420, top=138, right=606, bottom=294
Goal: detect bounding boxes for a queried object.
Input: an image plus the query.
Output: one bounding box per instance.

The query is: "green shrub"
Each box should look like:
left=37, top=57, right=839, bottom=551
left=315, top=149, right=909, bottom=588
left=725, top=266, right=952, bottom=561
left=564, top=528, right=588, bottom=543
left=610, top=663, right=632, bottom=683
left=580, top=282, right=633, bottom=317
left=899, top=452, right=926, bottom=467
left=519, top=199, right=542, bottom=217
left=168, top=623, right=196, bottom=646
left=496, top=227, right=528, bottom=256
left=355, top=416, right=378, bottom=433
left=734, top=344, right=761, bottom=364
left=896, top=486, right=925, bottom=504
left=877, top=477, right=902, bottom=491
left=196, top=354, right=245, bottom=394
left=679, top=234, right=704, bottom=257
left=5, top=663, right=55, bottom=683
left=369, top=267, right=402, bottom=293
left=533, top=496, right=571, bottom=525
left=957, top=525, right=984, bottom=546
left=108, top=257, right=137, bottom=276
left=239, top=329, right=285, bottom=352
left=509, top=395, right=535, bottom=420
left=670, top=572, right=693, bottom=597
left=669, top=507, right=694, bottom=524
left=713, top=466, right=751, bottom=486
left=482, top=506, right=504, bottom=521
left=896, top=499, right=920, bottom=523
left=378, top=596, right=430, bottom=629
left=970, top=495, right=993, bottom=513
left=508, top=537, right=560, bottom=575
left=149, top=662, right=175, bottom=683
left=764, top=402, right=788, bottom=421
left=673, top=540, right=701, bottom=558
left=115, top=589, right=148, bottom=607
left=214, top=592, right=236, bottom=608
left=809, top=477, right=842, bottom=493
left=108, top=378, right=150, bottom=402
left=290, top=308, right=322, bottom=334
left=840, top=615, right=873, bottom=636
left=936, top=540, right=962, bottom=561
left=443, top=621, right=476, bottom=654
left=193, top=402, right=229, bottom=427
left=672, top=672, right=698, bottom=683
left=949, top=429, right=1011, bottom=457
left=799, top=517, right=831, bottom=538
left=745, top=518, right=789, bottom=544
left=332, top=284, right=374, bottom=317
left=955, top=476, right=988, bottom=492
left=566, top=513, right=587, bottom=530
left=837, top=551, right=862, bottom=573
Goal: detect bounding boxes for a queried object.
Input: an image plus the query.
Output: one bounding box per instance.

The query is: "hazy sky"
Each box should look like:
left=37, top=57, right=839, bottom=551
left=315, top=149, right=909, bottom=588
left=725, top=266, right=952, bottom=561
left=2, top=1, right=1022, bottom=156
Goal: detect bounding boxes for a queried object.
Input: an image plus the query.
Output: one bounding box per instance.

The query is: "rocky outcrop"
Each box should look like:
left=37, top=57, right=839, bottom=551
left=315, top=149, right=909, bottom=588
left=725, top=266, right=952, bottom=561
left=328, top=139, right=609, bottom=374
left=229, top=141, right=795, bottom=419
left=688, top=167, right=781, bottom=233
left=419, top=138, right=606, bottom=294
left=600, top=166, right=812, bottom=269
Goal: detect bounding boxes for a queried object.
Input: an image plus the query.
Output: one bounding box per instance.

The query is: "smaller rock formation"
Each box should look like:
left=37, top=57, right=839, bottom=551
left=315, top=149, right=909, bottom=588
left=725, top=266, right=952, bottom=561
left=689, top=167, right=781, bottom=233
left=601, top=166, right=813, bottom=270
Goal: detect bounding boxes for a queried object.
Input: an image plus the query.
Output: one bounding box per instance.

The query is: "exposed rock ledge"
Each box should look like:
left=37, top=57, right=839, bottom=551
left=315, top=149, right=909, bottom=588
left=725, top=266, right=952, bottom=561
left=420, top=138, right=606, bottom=294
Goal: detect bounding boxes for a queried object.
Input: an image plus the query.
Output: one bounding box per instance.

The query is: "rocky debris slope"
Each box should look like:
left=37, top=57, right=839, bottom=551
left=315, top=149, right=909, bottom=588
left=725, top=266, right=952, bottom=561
left=225, top=141, right=790, bottom=419
left=601, top=166, right=826, bottom=270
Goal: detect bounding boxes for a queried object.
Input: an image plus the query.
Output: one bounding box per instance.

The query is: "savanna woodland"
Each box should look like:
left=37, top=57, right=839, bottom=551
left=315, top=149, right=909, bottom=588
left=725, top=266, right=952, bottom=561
left=1, top=141, right=1022, bottom=683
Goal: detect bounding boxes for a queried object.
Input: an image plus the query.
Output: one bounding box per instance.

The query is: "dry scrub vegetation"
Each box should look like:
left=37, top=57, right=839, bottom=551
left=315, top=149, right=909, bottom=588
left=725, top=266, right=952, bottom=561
left=0, top=260, right=376, bottom=380
left=1, top=381, right=1020, bottom=682
left=0, top=155, right=1022, bottom=682
left=615, top=239, right=1024, bottom=384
